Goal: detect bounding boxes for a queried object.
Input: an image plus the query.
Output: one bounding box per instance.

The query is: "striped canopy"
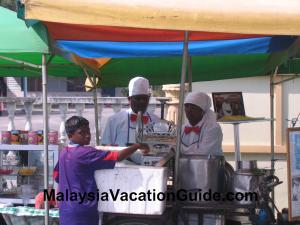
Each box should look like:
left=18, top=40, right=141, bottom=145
left=41, top=21, right=299, bottom=86
left=19, top=1, right=300, bottom=86
left=46, top=22, right=296, bottom=58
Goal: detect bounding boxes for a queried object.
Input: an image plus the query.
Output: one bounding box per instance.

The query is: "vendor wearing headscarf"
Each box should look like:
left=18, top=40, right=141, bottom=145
left=181, top=91, right=223, bottom=155
left=181, top=92, right=223, bottom=225
left=102, top=76, right=159, bottom=163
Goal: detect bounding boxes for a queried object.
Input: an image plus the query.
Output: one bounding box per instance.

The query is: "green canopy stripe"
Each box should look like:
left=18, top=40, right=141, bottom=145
left=98, top=53, right=297, bottom=87
left=0, top=7, right=49, bottom=53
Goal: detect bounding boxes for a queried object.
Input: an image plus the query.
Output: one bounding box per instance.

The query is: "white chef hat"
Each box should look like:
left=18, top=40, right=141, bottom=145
left=128, top=77, right=150, bottom=97
left=184, top=92, right=212, bottom=112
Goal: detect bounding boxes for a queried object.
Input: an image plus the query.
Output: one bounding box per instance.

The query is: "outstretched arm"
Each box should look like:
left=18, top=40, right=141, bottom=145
left=118, top=143, right=149, bottom=161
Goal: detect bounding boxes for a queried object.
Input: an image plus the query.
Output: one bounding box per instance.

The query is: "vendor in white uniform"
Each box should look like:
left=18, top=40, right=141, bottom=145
left=181, top=91, right=223, bottom=225
left=181, top=91, right=223, bottom=156
left=102, top=76, right=159, bottom=163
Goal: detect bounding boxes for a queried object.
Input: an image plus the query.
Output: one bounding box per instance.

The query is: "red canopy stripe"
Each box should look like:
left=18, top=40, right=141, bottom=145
left=44, top=22, right=263, bottom=42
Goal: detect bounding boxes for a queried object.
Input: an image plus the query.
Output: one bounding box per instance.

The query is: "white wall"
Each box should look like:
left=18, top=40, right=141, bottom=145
left=283, top=78, right=300, bottom=133
left=193, top=76, right=271, bottom=145
left=193, top=76, right=300, bottom=211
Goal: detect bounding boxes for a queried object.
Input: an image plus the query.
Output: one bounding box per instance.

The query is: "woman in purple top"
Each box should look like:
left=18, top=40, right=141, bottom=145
left=54, top=116, right=149, bottom=225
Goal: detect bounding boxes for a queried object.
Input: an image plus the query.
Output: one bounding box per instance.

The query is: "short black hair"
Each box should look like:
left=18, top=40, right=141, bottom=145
left=65, top=116, right=89, bottom=136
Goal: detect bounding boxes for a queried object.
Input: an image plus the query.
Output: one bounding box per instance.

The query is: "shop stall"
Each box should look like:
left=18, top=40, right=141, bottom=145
left=1, top=1, right=300, bottom=224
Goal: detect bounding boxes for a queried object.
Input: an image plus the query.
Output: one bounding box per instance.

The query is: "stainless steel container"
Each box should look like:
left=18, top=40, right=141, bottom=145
left=232, top=171, right=264, bottom=205
left=237, top=160, right=257, bottom=171
left=179, top=155, right=225, bottom=193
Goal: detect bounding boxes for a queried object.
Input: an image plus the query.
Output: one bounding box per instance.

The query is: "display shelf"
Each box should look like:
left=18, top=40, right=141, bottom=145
left=0, top=174, right=43, bottom=177
left=0, top=145, right=59, bottom=206
left=218, top=117, right=270, bottom=124
left=0, top=198, right=35, bottom=205
left=0, top=144, right=59, bottom=151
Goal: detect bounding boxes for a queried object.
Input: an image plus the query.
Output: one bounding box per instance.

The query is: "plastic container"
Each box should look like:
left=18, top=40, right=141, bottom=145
left=36, top=130, right=43, bottom=145
left=11, top=130, right=20, bottom=144
left=1, top=131, right=11, bottom=144
left=48, top=131, right=58, bottom=145
left=19, top=131, right=28, bottom=145
left=28, top=131, right=38, bottom=145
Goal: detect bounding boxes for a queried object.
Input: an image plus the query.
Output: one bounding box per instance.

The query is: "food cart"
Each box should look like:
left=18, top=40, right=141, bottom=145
left=2, top=1, right=300, bottom=224
left=91, top=110, right=284, bottom=225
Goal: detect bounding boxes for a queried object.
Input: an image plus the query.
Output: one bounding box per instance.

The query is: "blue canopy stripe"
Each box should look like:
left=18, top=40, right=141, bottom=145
left=56, top=36, right=296, bottom=58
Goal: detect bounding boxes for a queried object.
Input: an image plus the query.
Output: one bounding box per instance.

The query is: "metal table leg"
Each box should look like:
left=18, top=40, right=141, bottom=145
left=233, top=123, right=241, bottom=170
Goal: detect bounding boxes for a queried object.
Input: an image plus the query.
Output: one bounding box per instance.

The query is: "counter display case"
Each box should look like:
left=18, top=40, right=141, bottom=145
left=0, top=144, right=59, bottom=205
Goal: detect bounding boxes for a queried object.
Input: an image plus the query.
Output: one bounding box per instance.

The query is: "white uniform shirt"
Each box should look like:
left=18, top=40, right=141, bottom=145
left=180, top=114, right=223, bottom=225
left=181, top=118, right=223, bottom=156
left=102, top=108, right=159, bottom=146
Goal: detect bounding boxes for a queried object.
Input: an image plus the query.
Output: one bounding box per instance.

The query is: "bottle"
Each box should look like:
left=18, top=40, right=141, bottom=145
left=257, top=208, right=268, bottom=225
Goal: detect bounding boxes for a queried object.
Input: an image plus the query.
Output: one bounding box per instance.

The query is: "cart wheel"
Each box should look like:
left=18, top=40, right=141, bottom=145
left=106, top=217, right=158, bottom=225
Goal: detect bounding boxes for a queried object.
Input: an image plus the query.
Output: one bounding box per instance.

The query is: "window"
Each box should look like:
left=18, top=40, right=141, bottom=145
left=67, top=77, right=85, bottom=92
left=28, top=77, right=42, bottom=92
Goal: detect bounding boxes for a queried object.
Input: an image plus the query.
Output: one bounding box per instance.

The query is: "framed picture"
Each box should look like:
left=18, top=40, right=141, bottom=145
left=212, top=92, right=246, bottom=119
left=287, top=127, right=300, bottom=221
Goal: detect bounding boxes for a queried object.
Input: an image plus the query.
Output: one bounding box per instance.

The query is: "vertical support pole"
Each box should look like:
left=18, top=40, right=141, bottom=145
left=233, top=123, right=241, bottom=170
left=42, top=54, right=49, bottom=225
left=270, top=67, right=278, bottom=212
left=93, top=74, right=100, bottom=146
left=188, top=56, right=192, bottom=92
left=174, top=31, right=189, bottom=192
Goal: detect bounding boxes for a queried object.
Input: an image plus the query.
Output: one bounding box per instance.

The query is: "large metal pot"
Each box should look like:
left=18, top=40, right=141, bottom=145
left=179, top=155, right=225, bottom=193
left=231, top=171, right=264, bottom=205
left=237, top=160, right=257, bottom=171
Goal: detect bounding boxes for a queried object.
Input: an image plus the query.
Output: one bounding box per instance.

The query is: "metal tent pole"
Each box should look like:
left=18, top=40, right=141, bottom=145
left=42, top=54, right=49, bottom=225
left=93, top=74, right=100, bottom=146
left=188, top=56, right=192, bottom=92
left=174, top=31, right=189, bottom=191
left=270, top=66, right=278, bottom=211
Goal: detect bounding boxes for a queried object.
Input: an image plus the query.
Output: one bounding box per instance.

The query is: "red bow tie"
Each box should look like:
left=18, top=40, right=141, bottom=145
left=130, top=114, right=149, bottom=124
left=184, top=126, right=201, bottom=134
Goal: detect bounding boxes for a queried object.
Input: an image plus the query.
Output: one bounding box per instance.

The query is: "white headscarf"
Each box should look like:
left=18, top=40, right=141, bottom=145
left=128, top=77, right=150, bottom=97
left=184, top=92, right=217, bottom=123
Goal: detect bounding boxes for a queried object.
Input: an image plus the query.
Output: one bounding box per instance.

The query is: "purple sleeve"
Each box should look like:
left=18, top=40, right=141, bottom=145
left=78, top=146, right=118, bottom=170
left=53, top=162, right=59, bottom=183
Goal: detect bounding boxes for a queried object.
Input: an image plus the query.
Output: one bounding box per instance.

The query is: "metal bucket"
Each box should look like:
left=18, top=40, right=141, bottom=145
left=179, top=155, right=225, bottom=193
left=237, top=160, right=257, bottom=171
left=232, top=171, right=264, bottom=205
